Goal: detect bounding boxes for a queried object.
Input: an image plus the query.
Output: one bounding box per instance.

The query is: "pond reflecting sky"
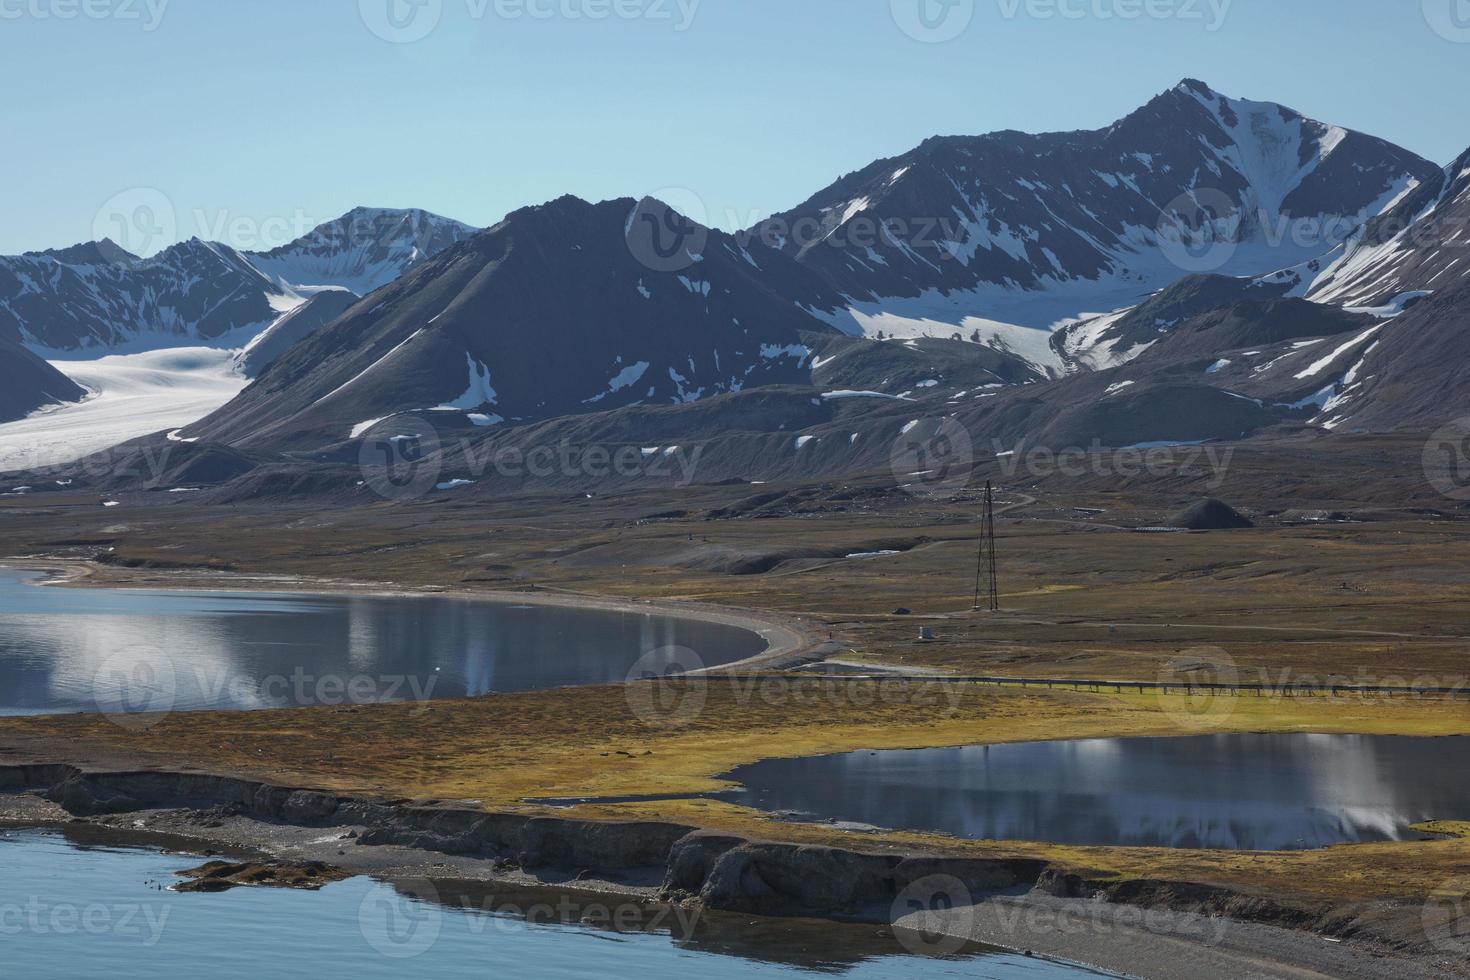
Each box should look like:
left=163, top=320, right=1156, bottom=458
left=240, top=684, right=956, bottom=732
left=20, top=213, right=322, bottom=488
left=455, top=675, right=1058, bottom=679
left=0, top=568, right=766, bottom=715
left=720, top=733, right=1470, bottom=850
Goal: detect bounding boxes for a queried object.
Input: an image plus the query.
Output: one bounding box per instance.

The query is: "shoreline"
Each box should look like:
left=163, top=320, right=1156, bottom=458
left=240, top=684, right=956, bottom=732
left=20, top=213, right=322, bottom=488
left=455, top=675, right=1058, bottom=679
left=0, top=765, right=1457, bottom=980
left=0, top=558, right=1464, bottom=977
left=1, top=557, right=828, bottom=674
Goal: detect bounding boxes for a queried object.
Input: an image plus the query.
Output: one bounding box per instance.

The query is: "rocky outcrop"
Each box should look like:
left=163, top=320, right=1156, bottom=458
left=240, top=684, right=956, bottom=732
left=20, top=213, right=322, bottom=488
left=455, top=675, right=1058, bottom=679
left=671, top=835, right=1050, bottom=917
left=2, top=763, right=1327, bottom=936
left=174, top=859, right=351, bottom=893
left=20, top=766, right=694, bottom=875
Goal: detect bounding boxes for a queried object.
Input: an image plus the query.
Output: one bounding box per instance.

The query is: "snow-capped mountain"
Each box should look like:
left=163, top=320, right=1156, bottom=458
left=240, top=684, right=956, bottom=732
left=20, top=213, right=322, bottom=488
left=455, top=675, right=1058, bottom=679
left=0, top=207, right=477, bottom=354
left=1264, top=145, right=1470, bottom=310
left=759, top=79, right=1438, bottom=371
left=0, top=238, right=290, bottom=351
left=0, top=335, right=86, bottom=423
left=245, top=207, right=479, bottom=296
left=179, top=196, right=851, bottom=450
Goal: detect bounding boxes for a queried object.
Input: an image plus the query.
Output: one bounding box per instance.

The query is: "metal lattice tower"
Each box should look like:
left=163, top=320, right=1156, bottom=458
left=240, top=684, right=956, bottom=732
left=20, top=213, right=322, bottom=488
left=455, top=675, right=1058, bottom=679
left=973, top=481, right=999, bottom=613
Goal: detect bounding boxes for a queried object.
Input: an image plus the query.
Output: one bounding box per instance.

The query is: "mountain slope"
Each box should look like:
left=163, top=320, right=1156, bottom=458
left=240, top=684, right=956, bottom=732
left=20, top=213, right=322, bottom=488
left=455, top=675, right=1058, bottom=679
left=1051, top=273, right=1292, bottom=370
left=235, top=289, right=360, bottom=377
left=1287, top=146, right=1470, bottom=309
left=1292, top=282, right=1470, bottom=431
left=756, top=80, right=1437, bottom=364
left=181, top=196, right=855, bottom=450
left=0, top=336, right=86, bottom=423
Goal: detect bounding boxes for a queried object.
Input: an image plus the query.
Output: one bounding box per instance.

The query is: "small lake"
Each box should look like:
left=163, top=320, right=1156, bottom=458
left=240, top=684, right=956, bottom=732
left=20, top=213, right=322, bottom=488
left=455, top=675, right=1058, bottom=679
left=718, top=734, right=1470, bottom=850
left=0, top=567, right=767, bottom=716
left=0, top=830, right=1106, bottom=979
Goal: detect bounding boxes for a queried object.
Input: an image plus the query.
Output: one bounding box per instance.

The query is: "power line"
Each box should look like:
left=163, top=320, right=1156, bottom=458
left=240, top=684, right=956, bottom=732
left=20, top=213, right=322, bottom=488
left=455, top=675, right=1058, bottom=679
left=973, top=480, right=999, bottom=613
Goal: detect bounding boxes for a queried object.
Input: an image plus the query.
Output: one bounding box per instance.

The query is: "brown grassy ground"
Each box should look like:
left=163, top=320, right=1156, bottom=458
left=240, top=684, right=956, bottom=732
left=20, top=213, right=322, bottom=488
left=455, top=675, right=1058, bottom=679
left=5, top=474, right=1469, bottom=685
left=3, top=680, right=1468, bottom=906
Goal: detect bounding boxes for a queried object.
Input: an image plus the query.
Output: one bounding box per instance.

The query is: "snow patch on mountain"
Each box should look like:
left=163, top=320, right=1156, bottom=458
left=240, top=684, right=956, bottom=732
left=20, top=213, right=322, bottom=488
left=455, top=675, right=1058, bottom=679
left=435, top=353, right=498, bottom=410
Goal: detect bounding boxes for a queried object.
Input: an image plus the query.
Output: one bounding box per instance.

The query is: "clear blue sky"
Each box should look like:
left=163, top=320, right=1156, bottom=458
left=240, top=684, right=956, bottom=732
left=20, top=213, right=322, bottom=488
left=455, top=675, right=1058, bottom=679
left=4, top=0, right=1469, bottom=255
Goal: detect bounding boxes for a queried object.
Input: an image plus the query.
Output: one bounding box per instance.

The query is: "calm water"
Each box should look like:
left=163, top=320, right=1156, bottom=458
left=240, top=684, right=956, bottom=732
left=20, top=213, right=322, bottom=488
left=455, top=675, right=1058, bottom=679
left=719, top=734, right=1470, bottom=850
left=0, top=568, right=766, bottom=716
left=0, top=830, right=1105, bottom=980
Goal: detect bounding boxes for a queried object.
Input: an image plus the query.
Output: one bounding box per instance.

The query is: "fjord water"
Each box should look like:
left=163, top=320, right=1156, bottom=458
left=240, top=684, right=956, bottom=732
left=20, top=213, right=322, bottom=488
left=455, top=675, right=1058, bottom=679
left=0, top=568, right=766, bottom=715
left=0, top=831, right=1103, bottom=980
left=721, top=734, right=1470, bottom=850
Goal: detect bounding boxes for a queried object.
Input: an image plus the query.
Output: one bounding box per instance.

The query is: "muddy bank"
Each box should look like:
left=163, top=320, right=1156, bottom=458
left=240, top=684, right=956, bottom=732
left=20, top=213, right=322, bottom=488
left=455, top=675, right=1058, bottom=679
left=0, top=763, right=1456, bottom=980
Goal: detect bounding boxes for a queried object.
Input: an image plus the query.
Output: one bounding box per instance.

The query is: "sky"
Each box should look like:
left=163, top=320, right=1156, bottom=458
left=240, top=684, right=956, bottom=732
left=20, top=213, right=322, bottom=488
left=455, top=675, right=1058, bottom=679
left=4, top=0, right=1470, bottom=256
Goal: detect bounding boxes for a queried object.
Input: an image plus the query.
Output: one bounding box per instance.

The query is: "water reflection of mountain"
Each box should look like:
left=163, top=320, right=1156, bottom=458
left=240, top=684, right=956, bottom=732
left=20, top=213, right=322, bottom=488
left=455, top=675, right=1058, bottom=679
left=725, top=734, right=1470, bottom=851
left=0, top=568, right=766, bottom=715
